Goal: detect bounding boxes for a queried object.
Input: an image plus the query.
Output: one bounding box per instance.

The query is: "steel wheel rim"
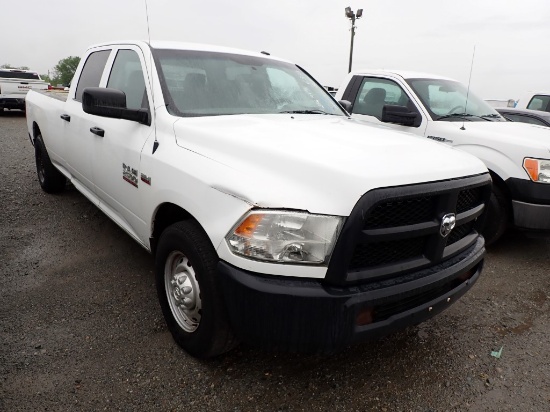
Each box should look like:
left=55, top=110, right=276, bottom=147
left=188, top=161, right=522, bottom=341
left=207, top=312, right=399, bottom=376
left=164, top=251, right=201, bottom=333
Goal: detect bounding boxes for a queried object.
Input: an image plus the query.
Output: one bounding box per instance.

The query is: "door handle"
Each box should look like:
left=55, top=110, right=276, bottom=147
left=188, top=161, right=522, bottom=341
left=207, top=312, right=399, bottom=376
left=60, top=114, right=71, bottom=122
left=90, top=127, right=104, bottom=137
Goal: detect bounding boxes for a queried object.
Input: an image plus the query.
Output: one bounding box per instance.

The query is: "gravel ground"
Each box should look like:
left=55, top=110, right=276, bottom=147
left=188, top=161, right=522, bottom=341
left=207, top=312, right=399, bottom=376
left=1, top=111, right=549, bottom=411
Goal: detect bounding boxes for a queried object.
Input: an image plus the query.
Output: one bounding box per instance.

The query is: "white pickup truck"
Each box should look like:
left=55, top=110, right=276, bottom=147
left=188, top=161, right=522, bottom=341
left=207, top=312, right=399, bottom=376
left=0, top=68, right=48, bottom=112
left=26, top=41, right=491, bottom=358
left=336, top=70, right=550, bottom=244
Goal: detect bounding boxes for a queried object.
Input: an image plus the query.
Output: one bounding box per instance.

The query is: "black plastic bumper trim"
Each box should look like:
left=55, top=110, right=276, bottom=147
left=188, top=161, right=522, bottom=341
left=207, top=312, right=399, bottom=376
left=512, top=200, right=550, bottom=230
left=506, top=177, right=550, bottom=205
left=217, top=237, right=484, bottom=353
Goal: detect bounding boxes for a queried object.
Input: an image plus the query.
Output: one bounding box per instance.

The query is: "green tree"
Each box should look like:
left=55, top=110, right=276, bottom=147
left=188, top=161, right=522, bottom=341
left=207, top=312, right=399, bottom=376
left=51, top=56, right=80, bottom=86
left=41, top=74, right=53, bottom=84
left=1, top=64, right=29, bottom=70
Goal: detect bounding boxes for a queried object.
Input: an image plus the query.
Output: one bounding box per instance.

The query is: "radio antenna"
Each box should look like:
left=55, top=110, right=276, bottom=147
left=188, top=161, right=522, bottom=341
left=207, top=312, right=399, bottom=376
left=461, top=45, right=476, bottom=131
left=144, top=0, right=159, bottom=153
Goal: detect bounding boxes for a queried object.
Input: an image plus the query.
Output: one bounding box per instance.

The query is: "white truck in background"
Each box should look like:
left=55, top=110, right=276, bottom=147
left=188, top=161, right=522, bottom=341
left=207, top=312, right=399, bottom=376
left=0, top=69, right=48, bottom=112
left=336, top=70, right=550, bottom=244
left=25, top=41, right=491, bottom=358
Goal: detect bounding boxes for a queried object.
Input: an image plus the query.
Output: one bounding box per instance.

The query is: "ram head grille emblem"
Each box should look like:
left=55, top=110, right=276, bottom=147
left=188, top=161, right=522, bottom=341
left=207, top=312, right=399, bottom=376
left=440, top=213, right=456, bottom=238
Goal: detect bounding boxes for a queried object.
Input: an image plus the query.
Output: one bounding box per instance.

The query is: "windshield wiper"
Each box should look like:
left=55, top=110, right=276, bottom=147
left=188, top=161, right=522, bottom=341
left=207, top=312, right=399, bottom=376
left=480, top=113, right=503, bottom=120
left=437, top=113, right=490, bottom=121
left=279, top=109, right=340, bottom=116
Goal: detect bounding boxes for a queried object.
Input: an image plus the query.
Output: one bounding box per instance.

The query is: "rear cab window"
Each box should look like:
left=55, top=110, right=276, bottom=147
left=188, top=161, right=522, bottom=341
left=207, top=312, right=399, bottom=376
left=0, top=71, right=40, bottom=80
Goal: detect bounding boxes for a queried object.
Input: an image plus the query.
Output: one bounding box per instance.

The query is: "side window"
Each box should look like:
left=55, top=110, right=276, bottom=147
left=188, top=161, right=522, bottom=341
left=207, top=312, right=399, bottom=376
left=75, top=50, right=111, bottom=102
left=107, top=50, right=149, bottom=110
left=353, top=77, right=412, bottom=119
left=527, top=95, right=550, bottom=112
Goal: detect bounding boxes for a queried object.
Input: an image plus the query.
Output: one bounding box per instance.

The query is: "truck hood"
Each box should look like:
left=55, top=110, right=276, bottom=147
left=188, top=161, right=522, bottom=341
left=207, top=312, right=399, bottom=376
left=173, top=114, right=487, bottom=216
left=445, top=121, right=550, bottom=151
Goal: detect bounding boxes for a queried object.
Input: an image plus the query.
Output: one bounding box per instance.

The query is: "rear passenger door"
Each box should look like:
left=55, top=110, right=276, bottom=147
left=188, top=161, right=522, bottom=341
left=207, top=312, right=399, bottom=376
left=64, top=48, right=112, bottom=199
left=342, top=75, right=427, bottom=135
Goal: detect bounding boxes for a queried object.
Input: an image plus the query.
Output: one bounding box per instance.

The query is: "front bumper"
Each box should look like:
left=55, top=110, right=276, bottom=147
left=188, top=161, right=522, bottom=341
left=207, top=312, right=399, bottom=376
left=217, top=237, right=485, bottom=353
left=512, top=200, right=550, bottom=230
left=506, top=178, right=550, bottom=230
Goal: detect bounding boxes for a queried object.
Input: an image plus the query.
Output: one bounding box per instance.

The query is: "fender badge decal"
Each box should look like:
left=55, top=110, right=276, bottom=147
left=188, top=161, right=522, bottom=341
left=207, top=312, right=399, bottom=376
left=141, top=173, right=151, bottom=185
left=122, top=163, right=138, bottom=188
left=427, top=135, right=453, bottom=143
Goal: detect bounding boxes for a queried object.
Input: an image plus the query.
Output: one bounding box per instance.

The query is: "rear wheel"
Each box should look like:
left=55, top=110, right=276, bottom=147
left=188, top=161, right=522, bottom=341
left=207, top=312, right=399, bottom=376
left=482, top=184, right=509, bottom=246
left=155, top=220, right=237, bottom=358
left=34, top=133, right=66, bottom=193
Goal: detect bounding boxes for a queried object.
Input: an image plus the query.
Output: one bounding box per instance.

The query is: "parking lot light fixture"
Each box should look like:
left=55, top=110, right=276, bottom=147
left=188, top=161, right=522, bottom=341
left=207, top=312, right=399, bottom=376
left=345, top=6, right=363, bottom=73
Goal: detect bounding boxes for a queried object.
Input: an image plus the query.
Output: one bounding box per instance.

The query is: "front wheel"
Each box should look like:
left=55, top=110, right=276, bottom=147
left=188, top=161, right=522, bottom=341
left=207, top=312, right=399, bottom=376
left=155, top=220, right=237, bottom=358
left=34, top=133, right=66, bottom=193
left=482, top=184, right=509, bottom=246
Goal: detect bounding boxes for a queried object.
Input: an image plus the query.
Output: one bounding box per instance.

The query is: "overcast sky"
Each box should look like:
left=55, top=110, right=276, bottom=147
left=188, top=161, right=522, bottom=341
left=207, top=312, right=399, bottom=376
left=3, top=0, right=549, bottom=99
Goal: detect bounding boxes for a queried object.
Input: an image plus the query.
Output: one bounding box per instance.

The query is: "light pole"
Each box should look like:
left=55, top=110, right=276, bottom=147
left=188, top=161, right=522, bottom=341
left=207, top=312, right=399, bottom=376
left=345, top=6, right=363, bottom=73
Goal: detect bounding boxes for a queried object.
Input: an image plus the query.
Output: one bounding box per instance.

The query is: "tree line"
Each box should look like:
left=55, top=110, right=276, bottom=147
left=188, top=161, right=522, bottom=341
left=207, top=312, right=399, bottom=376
left=1, top=56, right=80, bottom=86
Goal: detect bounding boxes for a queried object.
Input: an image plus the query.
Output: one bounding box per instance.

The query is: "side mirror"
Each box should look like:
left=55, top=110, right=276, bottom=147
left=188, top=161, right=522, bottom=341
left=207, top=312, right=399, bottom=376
left=82, top=87, right=150, bottom=126
left=338, top=99, right=352, bottom=113
left=382, top=104, right=419, bottom=127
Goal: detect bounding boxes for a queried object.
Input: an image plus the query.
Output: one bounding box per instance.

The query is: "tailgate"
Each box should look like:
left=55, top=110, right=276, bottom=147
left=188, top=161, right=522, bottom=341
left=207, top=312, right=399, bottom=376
left=0, top=71, right=48, bottom=96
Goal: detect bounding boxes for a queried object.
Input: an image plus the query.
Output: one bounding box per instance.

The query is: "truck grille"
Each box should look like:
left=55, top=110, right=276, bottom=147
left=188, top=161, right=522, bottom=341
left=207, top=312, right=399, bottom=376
left=325, top=174, right=491, bottom=285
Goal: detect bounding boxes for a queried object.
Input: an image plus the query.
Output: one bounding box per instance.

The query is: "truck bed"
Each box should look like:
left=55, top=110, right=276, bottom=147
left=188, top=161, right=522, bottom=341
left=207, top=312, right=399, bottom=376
left=36, top=89, right=69, bottom=102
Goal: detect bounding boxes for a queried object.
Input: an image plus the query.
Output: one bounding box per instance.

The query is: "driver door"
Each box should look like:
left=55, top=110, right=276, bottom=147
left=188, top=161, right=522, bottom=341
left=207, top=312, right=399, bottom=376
left=89, top=47, right=154, bottom=244
left=346, top=76, right=427, bottom=136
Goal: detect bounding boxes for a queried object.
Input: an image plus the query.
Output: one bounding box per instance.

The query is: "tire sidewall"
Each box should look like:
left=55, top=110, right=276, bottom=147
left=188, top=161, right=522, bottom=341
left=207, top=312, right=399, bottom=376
left=155, top=222, right=229, bottom=358
left=34, top=134, right=66, bottom=193
left=483, top=186, right=508, bottom=246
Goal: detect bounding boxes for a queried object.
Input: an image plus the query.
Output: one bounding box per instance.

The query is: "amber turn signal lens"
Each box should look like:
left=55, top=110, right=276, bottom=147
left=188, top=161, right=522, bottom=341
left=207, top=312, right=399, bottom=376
left=234, top=213, right=264, bottom=237
left=523, top=158, right=539, bottom=181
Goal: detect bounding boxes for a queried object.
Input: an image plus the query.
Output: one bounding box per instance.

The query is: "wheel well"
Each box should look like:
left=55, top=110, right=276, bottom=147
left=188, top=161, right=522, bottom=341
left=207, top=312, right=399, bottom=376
left=150, top=203, right=194, bottom=255
left=488, top=170, right=512, bottom=215
left=32, top=122, right=41, bottom=143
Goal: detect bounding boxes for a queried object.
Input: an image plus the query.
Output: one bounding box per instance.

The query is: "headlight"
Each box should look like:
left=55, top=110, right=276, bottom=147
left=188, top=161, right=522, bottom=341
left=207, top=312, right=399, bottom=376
left=226, top=210, right=345, bottom=265
left=523, top=158, right=550, bottom=183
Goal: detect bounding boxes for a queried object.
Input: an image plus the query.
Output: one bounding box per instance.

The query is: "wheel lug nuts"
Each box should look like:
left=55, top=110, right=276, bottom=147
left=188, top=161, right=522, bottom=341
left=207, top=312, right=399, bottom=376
left=183, top=297, right=193, bottom=307
left=182, top=286, right=192, bottom=294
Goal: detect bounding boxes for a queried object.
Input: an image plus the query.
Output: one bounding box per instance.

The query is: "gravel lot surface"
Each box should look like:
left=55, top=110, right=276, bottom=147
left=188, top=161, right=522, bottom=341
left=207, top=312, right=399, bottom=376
left=1, top=111, right=549, bottom=411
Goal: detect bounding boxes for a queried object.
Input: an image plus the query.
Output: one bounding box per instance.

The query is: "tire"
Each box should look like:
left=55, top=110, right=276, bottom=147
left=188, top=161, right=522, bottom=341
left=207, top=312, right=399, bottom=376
left=34, top=134, right=67, bottom=193
left=482, top=184, right=509, bottom=246
left=155, top=220, right=237, bottom=358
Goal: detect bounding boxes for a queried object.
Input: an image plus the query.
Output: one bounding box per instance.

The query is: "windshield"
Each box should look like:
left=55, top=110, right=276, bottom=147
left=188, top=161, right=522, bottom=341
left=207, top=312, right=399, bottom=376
left=406, top=78, right=504, bottom=121
left=153, top=49, right=344, bottom=117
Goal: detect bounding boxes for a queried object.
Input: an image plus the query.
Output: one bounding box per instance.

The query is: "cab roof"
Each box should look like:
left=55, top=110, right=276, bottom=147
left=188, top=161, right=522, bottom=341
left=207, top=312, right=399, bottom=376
left=351, top=69, right=456, bottom=81
left=87, top=40, right=290, bottom=64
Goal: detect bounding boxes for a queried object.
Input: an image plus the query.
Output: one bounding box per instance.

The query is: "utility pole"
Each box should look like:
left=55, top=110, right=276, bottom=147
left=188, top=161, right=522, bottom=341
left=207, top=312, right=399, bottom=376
left=345, top=7, right=363, bottom=73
